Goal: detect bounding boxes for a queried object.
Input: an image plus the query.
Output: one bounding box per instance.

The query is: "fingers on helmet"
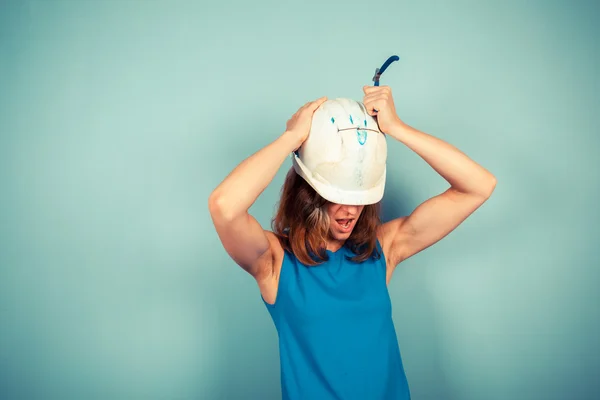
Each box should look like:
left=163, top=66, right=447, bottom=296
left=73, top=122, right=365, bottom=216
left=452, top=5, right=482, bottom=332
left=311, top=96, right=327, bottom=108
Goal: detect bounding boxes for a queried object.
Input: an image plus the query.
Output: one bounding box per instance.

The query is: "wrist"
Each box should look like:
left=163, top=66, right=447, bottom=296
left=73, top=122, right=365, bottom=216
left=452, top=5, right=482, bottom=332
left=281, top=130, right=304, bottom=152
left=386, top=119, right=409, bottom=141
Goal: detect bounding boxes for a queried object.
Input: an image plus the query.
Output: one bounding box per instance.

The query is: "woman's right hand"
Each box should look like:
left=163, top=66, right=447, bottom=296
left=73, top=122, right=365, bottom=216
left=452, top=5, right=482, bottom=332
left=285, top=96, right=328, bottom=149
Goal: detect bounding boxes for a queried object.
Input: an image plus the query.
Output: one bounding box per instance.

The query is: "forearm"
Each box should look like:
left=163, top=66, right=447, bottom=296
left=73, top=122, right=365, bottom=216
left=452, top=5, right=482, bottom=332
left=387, top=122, right=496, bottom=197
left=209, top=131, right=300, bottom=220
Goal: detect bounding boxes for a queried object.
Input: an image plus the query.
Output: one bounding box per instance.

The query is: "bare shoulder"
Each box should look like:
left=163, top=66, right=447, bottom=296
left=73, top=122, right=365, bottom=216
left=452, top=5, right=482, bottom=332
left=377, top=218, right=407, bottom=257
left=250, top=231, right=283, bottom=278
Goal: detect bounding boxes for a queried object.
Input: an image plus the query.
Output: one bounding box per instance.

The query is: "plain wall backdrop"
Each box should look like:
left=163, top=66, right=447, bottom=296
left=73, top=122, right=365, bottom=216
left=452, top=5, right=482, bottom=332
left=1, top=0, right=599, bottom=399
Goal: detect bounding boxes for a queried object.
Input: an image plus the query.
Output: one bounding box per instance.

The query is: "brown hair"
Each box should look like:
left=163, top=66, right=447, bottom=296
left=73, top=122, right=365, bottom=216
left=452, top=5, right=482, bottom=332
left=271, top=167, right=381, bottom=266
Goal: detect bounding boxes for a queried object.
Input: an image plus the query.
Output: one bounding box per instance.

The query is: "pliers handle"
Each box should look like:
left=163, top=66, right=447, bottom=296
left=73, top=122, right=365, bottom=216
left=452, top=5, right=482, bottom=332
left=372, top=55, right=400, bottom=86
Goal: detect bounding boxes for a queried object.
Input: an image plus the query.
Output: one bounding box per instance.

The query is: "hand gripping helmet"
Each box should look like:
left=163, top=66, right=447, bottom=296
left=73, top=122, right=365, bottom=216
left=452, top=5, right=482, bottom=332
left=292, top=98, right=387, bottom=205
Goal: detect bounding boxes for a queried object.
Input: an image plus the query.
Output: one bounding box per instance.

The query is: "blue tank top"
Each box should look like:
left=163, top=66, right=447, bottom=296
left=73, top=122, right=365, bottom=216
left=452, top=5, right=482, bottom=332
left=262, top=241, right=411, bottom=400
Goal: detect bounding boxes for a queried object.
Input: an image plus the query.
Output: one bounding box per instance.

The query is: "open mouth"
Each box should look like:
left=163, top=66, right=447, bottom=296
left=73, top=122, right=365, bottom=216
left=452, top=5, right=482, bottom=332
left=336, top=219, right=354, bottom=230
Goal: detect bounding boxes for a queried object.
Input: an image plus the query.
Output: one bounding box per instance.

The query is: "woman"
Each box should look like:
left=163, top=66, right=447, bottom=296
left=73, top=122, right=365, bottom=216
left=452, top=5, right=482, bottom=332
left=209, top=85, right=497, bottom=399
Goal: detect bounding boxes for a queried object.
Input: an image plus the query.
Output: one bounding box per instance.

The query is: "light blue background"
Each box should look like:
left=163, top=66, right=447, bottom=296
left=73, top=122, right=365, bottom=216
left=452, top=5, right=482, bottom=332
left=1, top=0, right=598, bottom=399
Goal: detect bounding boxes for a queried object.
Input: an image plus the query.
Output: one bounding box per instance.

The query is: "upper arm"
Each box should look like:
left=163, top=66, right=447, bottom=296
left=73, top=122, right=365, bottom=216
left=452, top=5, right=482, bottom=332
left=209, top=196, right=279, bottom=280
left=383, top=186, right=494, bottom=268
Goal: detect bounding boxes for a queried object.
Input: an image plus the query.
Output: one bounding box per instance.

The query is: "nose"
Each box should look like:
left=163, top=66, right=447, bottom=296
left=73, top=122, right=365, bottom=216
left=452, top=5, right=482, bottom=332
left=340, top=205, right=360, bottom=215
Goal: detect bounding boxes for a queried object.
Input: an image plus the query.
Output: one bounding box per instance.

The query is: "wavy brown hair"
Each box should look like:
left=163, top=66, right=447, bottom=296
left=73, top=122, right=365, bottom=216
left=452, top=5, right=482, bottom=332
left=271, top=167, right=382, bottom=266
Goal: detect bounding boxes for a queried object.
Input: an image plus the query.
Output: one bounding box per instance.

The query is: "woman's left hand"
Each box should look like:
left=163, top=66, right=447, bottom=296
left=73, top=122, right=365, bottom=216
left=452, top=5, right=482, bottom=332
left=362, top=85, right=404, bottom=134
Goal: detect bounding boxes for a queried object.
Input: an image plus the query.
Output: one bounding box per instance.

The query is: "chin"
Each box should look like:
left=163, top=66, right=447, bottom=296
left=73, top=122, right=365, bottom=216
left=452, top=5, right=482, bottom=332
left=331, top=230, right=352, bottom=241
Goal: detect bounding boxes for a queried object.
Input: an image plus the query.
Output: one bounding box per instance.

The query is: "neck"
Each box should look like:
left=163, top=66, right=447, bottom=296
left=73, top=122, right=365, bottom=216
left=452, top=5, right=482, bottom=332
left=326, top=239, right=345, bottom=253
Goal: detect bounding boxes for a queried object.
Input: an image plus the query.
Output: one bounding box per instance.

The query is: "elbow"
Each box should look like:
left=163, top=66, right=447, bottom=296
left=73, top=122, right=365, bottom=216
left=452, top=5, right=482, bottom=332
left=208, top=191, right=238, bottom=222
left=208, top=191, right=226, bottom=218
left=482, top=175, right=497, bottom=199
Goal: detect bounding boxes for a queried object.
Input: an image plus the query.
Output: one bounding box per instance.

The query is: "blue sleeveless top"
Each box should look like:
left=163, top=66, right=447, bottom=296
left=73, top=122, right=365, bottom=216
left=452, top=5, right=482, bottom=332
left=262, top=241, right=411, bottom=400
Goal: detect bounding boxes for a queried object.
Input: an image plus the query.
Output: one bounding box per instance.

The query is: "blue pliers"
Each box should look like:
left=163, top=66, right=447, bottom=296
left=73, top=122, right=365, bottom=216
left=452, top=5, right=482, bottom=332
left=372, top=55, right=400, bottom=86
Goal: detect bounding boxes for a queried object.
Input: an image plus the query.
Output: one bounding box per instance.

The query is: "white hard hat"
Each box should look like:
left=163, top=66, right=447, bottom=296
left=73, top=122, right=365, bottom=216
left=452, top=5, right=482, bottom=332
left=292, top=98, right=387, bottom=205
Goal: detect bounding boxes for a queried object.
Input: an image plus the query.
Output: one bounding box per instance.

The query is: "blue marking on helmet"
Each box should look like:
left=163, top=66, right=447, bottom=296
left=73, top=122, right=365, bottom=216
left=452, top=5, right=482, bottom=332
left=331, top=117, right=335, bottom=124
left=357, top=130, right=367, bottom=145
left=349, top=115, right=354, bottom=124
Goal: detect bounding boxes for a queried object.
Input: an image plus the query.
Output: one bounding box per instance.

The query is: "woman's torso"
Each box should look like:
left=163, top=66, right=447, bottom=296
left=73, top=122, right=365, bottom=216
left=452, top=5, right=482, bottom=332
left=260, top=238, right=411, bottom=400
